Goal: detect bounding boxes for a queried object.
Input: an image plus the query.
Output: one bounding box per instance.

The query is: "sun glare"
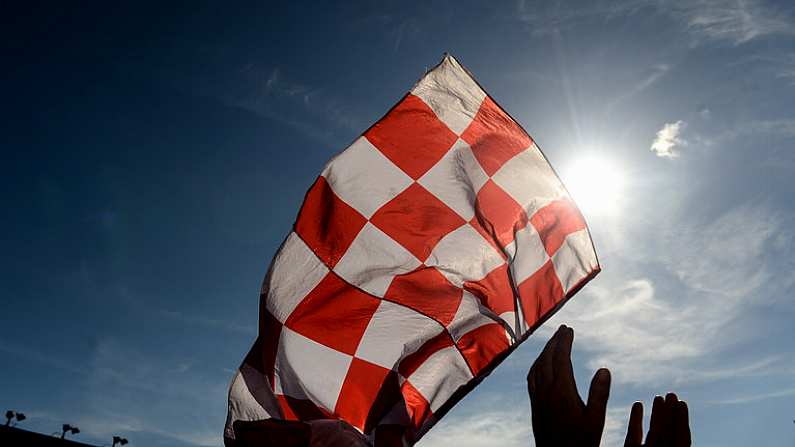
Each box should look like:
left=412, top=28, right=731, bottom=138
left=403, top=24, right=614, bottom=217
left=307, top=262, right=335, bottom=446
left=561, top=154, right=626, bottom=217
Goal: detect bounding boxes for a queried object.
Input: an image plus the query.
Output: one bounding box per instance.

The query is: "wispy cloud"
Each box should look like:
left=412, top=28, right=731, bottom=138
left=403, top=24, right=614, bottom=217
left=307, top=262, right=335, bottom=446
left=234, top=65, right=361, bottom=141
left=774, top=53, right=795, bottom=84
left=744, top=119, right=795, bottom=138
left=544, top=202, right=793, bottom=386
left=28, top=410, right=221, bottom=447
left=513, top=0, right=794, bottom=45
left=603, top=407, right=633, bottom=447
left=263, top=68, right=311, bottom=97
left=726, top=52, right=795, bottom=87
left=188, top=62, right=362, bottom=145
left=663, top=202, right=784, bottom=299
left=390, top=18, right=420, bottom=52
left=81, top=338, right=228, bottom=446
left=546, top=279, right=698, bottom=385
left=119, top=287, right=256, bottom=336
left=633, top=64, right=671, bottom=93
left=513, top=0, right=651, bottom=35
left=607, top=63, right=671, bottom=111
left=0, top=340, right=88, bottom=376
left=650, top=120, right=686, bottom=158
left=675, top=0, right=795, bottom=45
left=420, top=408, right=532, bottom=447
left=419, top=391, right=631, bottom=447
left=700, top=118, right=795, bottom=147
left=12, top=337, right=229, bottom=447
left=708, top=386, right=795, bottom=405
left=157, top=308, right=256, bottom=336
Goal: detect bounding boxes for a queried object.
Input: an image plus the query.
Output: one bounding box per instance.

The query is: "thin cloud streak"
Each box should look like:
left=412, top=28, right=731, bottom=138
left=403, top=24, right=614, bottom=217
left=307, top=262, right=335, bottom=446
left=0, top=340, right=88, bottom=377
left=420, top=407, right=532, bottom=447
left=513, top=0, right=794, bottom=45
left=83, top=338, right=228, bottom=446
left=420, top=395, right=631, bottom=447
left=676, top=0, right=795, bottom=45
left=27, top=410, right=220, bottom=447
left=12, top=338, right=229, bottom=447
left=774, top=53, right=795, bottom=84
left=607, top=63, right=671, bottom=111
left=633, top=64, right=670, bottom=93
left=119, top=288, right=257, bottom=336
left=189, top=62, right=363, bottom=145
left=708, top=386, right=795, bottom=405
left=544, top=202, right=793, bottom=387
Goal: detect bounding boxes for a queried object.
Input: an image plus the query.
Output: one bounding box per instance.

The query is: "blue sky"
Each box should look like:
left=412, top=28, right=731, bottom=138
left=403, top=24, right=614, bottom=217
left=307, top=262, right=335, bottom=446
left=2, top=1, right=794, bottom=446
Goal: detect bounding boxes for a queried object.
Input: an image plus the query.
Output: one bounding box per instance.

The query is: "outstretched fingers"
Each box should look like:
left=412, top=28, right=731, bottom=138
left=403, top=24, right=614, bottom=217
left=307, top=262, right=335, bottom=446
left=542, top=325, right=566, bottom=382
left=584, top=368, right=611, bottom=441
left=528, top=325, right=567, bottom=396
left=673, top=399, right=692, bottom=446
left=553, top=326, right=581, bottom=403
left=645, top=395, right=668, bottom=445
left=623, top=394, right=691, bottom=447
left=624, top=402, right=644, bottom=447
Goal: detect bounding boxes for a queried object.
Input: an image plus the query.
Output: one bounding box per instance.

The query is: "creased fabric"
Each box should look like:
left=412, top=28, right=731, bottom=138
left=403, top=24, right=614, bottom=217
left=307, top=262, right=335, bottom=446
left=225, top=54, right=600, bottom=445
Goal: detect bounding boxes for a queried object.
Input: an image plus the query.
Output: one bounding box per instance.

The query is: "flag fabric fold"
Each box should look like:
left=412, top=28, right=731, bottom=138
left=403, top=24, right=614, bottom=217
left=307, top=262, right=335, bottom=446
left=225, top=54, right=600, bottom=445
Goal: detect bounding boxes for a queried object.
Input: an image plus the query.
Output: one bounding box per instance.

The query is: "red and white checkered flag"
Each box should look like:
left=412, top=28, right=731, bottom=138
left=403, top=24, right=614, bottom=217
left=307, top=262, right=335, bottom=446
left=225, top=54, right=599, bottom=445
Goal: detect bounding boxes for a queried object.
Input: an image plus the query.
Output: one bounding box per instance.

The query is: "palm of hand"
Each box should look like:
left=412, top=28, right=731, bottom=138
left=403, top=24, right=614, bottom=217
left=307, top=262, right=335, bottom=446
left=527, top=325, right=611, bottom=447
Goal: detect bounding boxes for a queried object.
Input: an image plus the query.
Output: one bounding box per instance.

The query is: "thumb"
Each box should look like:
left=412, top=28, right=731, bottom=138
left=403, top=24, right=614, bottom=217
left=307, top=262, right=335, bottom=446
left=585, top=368, right=611, bottom=438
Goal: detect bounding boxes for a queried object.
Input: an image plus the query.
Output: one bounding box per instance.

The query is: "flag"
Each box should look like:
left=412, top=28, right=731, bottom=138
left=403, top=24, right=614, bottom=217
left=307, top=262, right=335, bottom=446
left=225, top=54, right=599, bottom=445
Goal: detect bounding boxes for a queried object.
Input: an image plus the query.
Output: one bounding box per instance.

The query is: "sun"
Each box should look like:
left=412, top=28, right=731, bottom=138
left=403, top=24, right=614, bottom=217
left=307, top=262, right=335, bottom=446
left=561, top=154, right=626, bottom=217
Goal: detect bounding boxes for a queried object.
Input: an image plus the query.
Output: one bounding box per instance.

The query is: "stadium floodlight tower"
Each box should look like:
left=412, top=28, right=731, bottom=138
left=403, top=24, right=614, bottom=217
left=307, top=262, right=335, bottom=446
left=4, top=410, right=26, bottom=426
left=112, top=435, right=129, bottom=446
left=60, top=424, right=80, bottom=439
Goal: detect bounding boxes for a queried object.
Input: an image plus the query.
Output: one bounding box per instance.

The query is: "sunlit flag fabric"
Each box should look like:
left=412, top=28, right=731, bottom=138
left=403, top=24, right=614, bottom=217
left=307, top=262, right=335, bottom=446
left=225, top=54, right=600, bottom=444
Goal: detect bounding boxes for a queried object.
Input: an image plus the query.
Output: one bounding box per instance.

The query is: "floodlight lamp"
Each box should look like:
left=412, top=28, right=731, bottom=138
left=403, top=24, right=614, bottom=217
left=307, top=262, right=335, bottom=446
left=71, top=427, right=80, bottom=435
left=15, top=413, right=25, bottom=422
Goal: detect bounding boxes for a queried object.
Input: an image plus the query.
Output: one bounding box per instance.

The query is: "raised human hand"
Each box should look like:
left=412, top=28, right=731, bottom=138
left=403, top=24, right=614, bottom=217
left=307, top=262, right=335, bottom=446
left=527, top=324, right=611, bottom=447
left=624, top=393, right=691, bottom=447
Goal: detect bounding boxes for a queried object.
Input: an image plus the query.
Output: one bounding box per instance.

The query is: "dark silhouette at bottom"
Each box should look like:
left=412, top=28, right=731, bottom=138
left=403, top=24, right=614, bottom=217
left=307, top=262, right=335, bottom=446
left=227, top=325, right=692, bottom=447
left=528, top=325, right=691, bottom=447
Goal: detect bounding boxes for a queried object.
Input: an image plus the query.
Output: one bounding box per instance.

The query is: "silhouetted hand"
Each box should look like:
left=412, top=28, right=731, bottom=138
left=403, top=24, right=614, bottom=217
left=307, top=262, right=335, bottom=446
left=624, top=393, right=691, bottom=447
left=231, top=418, right=370, bottom=447
left=527, top=324, right=611, bottom=447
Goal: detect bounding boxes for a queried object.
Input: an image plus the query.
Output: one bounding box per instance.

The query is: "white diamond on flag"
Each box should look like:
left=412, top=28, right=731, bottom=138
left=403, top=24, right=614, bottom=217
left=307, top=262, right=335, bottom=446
left=224, top=54, right=600, bottom=445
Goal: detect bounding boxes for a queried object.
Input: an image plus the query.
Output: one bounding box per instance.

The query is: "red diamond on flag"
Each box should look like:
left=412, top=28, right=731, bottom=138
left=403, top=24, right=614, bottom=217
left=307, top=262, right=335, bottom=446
left=225, top=54, right=600, bottom=445
left=385, top=266, right=463, bottom=327
left=370, top=182, right=466, bottom=262
left=461, top=96, right=534, bottom=176
left=365, top=94, right=458, bottom=180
